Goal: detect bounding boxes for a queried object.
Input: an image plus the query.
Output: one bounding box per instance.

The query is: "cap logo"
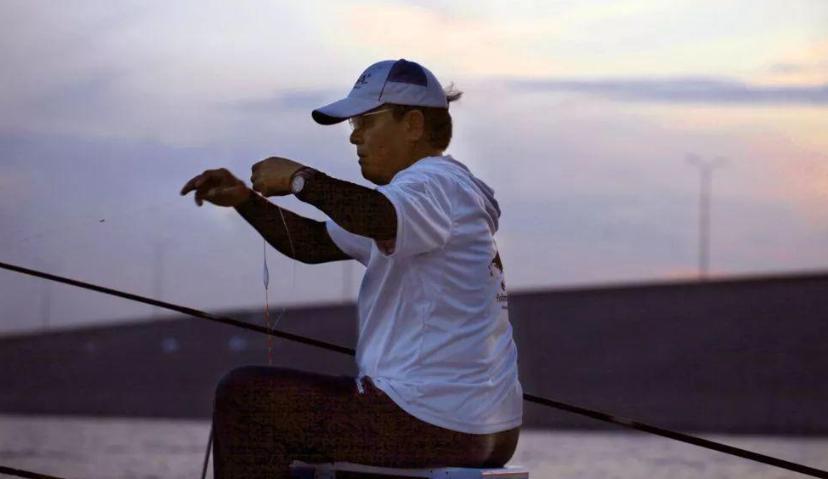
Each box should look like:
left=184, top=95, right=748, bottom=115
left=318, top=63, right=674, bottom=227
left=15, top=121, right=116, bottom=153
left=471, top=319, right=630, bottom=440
left=353, top=72, right=371, bottom=89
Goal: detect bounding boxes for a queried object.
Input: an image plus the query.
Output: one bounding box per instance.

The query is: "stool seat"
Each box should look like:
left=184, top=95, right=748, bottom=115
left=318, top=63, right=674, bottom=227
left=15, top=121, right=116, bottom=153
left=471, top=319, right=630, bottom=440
left=289, top=461, right=529, bottom=478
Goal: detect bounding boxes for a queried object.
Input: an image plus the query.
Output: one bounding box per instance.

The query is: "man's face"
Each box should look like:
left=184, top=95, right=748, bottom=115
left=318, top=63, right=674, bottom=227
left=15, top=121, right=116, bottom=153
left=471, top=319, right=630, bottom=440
left=349, top=107, right=411, bottom=185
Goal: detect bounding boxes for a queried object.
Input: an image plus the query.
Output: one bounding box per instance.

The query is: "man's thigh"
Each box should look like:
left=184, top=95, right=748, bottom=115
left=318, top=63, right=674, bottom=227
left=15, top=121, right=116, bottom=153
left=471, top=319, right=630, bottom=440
left=215, top=366, right=513, bottom=468
left=325, top=378, right=510, bottom=468
left=214, top=366, right=355, bottom=461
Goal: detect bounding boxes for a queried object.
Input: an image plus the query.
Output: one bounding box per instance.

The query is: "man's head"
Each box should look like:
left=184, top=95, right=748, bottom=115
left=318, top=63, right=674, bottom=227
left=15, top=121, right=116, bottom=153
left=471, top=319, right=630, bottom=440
left=312, top=59, right=461, bottom=185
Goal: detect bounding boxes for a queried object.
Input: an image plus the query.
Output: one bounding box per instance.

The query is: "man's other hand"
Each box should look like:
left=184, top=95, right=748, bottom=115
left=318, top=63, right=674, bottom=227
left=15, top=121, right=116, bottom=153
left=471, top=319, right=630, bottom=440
left=180, top=168, right=252, bottom=207
left=250, top=157, right=305, bottom=197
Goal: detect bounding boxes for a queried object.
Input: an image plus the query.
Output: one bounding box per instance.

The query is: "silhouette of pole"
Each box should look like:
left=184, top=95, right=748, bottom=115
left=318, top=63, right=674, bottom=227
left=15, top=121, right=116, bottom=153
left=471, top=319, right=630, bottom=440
left=36, top=257, right=59, bottom=330
left=40, top=274, right=51, bottom=329
left=152, top=241, right=166, bottom=319
left=342, top=260, right=354, bottom=303
left=685, top=154, right=727, bottom=279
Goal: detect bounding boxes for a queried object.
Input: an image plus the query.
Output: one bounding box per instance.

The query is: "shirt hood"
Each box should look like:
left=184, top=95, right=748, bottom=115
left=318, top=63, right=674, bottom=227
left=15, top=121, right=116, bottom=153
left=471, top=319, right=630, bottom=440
left=439, top=155, right=501, bottom=234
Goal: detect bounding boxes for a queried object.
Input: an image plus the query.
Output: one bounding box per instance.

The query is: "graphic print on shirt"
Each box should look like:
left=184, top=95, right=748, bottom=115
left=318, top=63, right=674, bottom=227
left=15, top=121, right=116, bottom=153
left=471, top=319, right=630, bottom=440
left=489, top=249, right=508, bottom=310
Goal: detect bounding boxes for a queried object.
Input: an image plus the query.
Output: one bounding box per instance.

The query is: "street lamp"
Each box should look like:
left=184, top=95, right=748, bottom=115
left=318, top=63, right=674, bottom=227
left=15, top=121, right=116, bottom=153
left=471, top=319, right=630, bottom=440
left=685, top=154, right=727, bottom=280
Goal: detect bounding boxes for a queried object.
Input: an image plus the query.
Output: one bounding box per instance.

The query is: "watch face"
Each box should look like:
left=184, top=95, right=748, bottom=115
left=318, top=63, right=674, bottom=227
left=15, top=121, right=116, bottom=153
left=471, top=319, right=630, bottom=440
left=291, top=174, right=305, bottom=193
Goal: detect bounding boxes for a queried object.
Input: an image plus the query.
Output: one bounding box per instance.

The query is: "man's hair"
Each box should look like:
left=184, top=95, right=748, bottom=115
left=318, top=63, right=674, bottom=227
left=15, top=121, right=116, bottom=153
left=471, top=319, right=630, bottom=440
left=390, top=84, right=463, bottom=151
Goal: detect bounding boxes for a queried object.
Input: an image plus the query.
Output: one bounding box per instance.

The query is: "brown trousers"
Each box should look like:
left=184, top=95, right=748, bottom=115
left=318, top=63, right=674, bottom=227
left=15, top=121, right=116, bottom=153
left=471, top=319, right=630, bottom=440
left=212, top=366, right=520, bottom=479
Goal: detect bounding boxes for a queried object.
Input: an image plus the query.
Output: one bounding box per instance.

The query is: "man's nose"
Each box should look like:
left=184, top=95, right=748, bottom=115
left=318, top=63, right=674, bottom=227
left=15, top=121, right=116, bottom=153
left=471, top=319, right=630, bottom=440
left=349, top=129, right=362, bottom=145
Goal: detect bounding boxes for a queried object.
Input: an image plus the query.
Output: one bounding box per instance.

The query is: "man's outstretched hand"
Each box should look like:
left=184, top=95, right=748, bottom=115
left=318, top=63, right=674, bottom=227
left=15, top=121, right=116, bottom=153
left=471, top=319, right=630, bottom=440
left=180, top=168, right=252, bottom=207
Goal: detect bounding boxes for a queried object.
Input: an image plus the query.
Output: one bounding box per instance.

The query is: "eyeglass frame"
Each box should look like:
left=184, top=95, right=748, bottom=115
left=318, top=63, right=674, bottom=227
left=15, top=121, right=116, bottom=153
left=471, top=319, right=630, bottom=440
left=347, top=107, right=395, bottom=131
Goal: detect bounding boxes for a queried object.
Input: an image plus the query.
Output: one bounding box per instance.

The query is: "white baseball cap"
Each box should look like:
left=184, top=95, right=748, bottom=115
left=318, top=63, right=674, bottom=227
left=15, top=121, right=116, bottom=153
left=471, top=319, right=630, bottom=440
left=312, top=59, right=448, bottom=125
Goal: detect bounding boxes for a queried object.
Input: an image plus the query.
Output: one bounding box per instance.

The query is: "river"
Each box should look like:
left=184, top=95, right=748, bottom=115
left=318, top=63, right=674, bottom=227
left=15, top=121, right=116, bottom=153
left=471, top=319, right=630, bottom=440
left=1, top=414, right=826, bottom=478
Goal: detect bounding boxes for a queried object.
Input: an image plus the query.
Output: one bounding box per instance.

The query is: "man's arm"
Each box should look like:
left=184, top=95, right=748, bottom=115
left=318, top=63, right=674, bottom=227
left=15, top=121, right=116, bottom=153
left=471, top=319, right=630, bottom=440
left=294, top=170, right=397, bottom=241
left=234, top=192, right=351, bottom=264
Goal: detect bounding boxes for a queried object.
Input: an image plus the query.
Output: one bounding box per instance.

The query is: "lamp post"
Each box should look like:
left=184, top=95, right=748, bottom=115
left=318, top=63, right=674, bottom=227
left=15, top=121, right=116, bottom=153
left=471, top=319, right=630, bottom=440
left=36, top=257, right=58, bottom=330
left=152, top=240, right=167, bottom=319
left=342, top=260, right=354, bottom=303
left=685, top=154, right=727, bottom=280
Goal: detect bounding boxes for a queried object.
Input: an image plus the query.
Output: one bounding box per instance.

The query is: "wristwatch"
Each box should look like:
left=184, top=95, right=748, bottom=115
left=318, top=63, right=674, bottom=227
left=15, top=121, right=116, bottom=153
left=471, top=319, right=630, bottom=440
left=290, top=167, right=317, bottom=195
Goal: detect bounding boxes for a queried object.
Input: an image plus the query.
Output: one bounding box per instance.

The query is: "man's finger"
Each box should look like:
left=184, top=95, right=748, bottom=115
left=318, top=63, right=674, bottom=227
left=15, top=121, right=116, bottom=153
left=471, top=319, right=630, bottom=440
left=182, top=170, right=217, bottom=195
left=183, top=177, right=208, bottom=196
left=180, top=176, right=200, bottom=195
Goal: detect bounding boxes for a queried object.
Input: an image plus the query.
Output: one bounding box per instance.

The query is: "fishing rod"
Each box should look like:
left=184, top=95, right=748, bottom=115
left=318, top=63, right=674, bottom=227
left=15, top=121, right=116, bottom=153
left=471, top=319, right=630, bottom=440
left=0, top=465, right=64, bottom=479
left=1, top=260, right=827, bottom=479
left=0, top=261, right=352, bottom=356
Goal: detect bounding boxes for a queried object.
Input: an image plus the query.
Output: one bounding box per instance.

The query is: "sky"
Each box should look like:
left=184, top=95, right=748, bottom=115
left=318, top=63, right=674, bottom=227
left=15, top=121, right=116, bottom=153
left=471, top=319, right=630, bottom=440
left=1, top=0, right=826, bottom=334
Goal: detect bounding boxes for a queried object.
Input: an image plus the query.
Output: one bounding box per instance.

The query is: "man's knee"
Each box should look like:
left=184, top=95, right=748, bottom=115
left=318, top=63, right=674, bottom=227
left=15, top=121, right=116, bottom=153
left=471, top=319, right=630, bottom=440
left=214, top=365, right=293, bottom=406
left=214, top=366, right=250, bottom=408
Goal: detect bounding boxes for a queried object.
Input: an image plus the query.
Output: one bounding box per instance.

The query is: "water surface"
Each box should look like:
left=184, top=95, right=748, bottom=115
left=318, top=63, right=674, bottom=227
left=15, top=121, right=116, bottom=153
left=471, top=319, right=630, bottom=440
left=1, top=415, right=826, bottom=478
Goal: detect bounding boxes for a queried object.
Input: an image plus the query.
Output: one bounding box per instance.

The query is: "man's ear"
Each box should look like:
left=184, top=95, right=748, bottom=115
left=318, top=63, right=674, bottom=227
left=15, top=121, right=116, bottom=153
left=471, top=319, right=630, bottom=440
left=404, top=109, right=426, bottom=142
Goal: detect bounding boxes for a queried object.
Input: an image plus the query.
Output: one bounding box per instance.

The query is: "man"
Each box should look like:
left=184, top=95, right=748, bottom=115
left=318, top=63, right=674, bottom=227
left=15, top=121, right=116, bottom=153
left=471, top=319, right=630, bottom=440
left=180, top=59, right=522, bottom=479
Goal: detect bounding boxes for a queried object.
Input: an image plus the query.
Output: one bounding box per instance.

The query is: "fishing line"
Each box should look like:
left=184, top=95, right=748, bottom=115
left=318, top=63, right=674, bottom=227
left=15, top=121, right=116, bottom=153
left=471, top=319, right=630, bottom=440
left=263, top=238, right=273, bottom=365
left=1, top=260, right=826, bottom=479
left=203, top=194, right=299, bottom=479
left=261, top=200, right=298, bottom=366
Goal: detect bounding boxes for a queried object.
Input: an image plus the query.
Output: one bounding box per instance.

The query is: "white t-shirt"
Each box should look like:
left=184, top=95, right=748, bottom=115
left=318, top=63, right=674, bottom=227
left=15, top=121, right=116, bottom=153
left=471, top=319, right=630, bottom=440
left=325, top=155, right=522, bottom=434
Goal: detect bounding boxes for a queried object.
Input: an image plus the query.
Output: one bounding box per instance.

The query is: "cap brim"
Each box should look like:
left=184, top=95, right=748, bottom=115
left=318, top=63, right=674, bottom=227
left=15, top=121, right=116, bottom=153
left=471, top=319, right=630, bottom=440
left=312, top=97, right=384, bottom=125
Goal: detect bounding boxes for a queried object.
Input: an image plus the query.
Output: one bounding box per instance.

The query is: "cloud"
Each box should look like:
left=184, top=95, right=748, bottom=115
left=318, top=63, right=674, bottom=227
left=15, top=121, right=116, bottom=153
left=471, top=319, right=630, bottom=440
left=769, top=63, right=809, bottom=75
left=764, top=60, right=828, bottom=85
left=343, top=0, right=828, bottom=83
left=760, top=40, right=828, bottom=85
left=0, top=129, right=350, bottom=333
left=450, top=87, right=828, bottom=284
left=0, top=2, right=357, bottom=145
left=3, top=83, right=828, bottom=334
left=740, top=134, right=828, bottom=226
left=228, top=89, right=340, bottom=114
left=3, top=0, right=827, bottom=333
left=339, top=2, right=559, bottom=78
left=509, top=76, right=828, bottom=106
